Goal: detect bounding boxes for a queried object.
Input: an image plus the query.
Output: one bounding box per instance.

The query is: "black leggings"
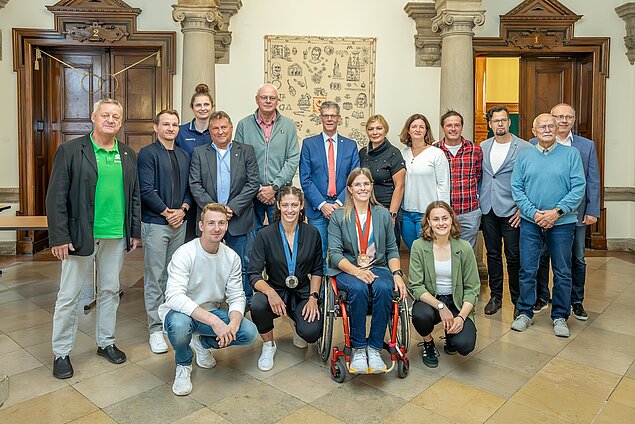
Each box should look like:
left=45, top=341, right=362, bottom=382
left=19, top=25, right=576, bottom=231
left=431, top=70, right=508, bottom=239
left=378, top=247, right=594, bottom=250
left=411, top=299, right=477, bottom=356
left=250, top=291, right=322, bottom=343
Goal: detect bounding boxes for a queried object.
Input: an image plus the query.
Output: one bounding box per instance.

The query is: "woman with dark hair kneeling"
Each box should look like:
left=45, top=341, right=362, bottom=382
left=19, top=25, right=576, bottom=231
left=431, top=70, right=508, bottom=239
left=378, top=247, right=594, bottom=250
left=328, top=167, right=407, bottom=374
left=409, top=201, right=479, bottom=368
left=248, top=186, right=323, bottom=371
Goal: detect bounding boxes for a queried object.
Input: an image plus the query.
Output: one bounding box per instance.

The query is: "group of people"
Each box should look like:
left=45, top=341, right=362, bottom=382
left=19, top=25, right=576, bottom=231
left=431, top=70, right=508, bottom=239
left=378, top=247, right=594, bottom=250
left=45, top=81, right=599, bottom=396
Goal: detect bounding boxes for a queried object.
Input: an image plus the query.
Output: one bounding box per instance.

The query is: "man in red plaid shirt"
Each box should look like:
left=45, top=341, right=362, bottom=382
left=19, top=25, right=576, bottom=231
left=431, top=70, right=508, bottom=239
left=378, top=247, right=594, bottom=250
left=434, top=110, right=483, bottom=249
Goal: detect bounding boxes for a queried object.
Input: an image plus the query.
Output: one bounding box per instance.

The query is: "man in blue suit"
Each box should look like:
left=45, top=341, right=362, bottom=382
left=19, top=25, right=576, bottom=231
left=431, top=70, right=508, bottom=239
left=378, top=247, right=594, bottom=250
left=533, top=103, right=600, bottom=321
left=479, top=106, right=531, bottom=316
left=300, top=101, right=360, bottom=265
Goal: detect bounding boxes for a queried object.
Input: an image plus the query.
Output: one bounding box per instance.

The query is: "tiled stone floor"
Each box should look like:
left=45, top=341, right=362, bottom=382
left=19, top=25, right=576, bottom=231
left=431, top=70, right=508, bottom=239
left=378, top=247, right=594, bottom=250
left=0, top=250, right=634, bottom=423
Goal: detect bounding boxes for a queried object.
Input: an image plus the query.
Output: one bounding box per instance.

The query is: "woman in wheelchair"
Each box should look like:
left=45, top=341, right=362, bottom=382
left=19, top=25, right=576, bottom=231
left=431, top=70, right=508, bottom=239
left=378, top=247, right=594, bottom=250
left=327, top=167, right=407, bottom=374
left=248, top=186, right=324, bottom=371
left=408, top=201, right=479, bottom=368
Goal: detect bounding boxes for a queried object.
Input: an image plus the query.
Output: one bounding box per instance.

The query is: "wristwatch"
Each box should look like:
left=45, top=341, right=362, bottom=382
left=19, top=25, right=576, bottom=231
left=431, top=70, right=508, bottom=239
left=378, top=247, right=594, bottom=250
left=272, top=183, right=280, bottom=192
left=392, top=269, right=404, bottom=277
left=556, top=208, right=564, bottom=216
left=181, top=206, right=188, bottom=214
left=310, top=291, right=319, bottom=300
left=437, top=302, right=445, bottom=311
left=390, top=211, right=398, bottom=219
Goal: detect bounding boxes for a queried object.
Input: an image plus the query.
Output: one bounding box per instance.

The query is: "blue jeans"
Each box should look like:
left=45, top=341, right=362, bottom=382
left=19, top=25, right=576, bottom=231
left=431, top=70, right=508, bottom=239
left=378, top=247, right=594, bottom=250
left=335, top=267, right=394, bottom=350
left=457, top=209, right=482, bottom=249
left=253, top=198, right=276, bottom=231
left=164, top=309, right=258, bottom=366
left=401, top=210, right=423, bottom=251
left=224, top=232, right=252, bottom=303
left=517, top=220, right=575, bottom=320
left=536, top=225, right=586, bottom=305
left=308, top=215, right=329, bottom=271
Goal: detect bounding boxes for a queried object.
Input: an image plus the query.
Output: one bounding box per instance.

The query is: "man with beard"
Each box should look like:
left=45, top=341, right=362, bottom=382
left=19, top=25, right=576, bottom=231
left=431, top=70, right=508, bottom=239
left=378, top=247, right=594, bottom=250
left=479, top=106, right=531, bottom=316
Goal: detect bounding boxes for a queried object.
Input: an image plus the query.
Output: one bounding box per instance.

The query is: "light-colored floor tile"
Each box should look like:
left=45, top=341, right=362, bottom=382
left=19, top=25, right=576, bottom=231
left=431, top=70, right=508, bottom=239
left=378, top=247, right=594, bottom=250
left=409, top=341, right=471, bottom=377
left=68, top=410, right=118, bottom=423
left=0, top=348, right=43, bottom=377
left=0, top=334, right=21, bottom=355
left=596, top=258, right=635, bottom=275
left=26, top=330, right=96, bottom=363
left=475, top=340, right=553, bottom=379
left=485, top=400, right=570, bottom=424
left=0, top=290, right=25, bottom=305
left=73, top=363, right=164, bottom=408
left=473, top=316, right=511, bottom=339
left=360, top=360, right=441, bottom=401
left=136, top=350, right=180, bottom=384
left=537, top=357, right=621, bottom=398
left=188, top=366, right=257, bottom=406
left=593, top=400, right=635, bottom=424
left=6, top=322, right=54, bottom=348
left=580, top=296, right=611, bottom=314
left=609, top=377, right=635, bottom=409
left=557, top=338, right=635, bottom=376
left=0, top=307, right=53, bottom=333
left=311, top=379, right=406, bottom=424
left=411, top=378, right=505, bottom=424
left=497, top=327, right=570, bottom=356
left=0, top=365, right=68, bottom=409
left=59, top=350, right=126, bottom=383
left=276, top=405, right=345, bottom=424
left=263, top=359, right=340, bottom=403
left=210, top=381, right=305, bottom=424
left=511, top=375, right=606, bottom=423
left=225, top=343, right=304, bottom=380
left=447, top=357, right=529, bottom=398
left=103, top=385, right=203, bottom=424
left=0, top=387, right=98, bottom=424
left=381, top=403, right=459, bottom=424
left=626, top=361, right=635, bottom=379
left=172, top=408, right=230, bottom=424
left=591, top=312, right=635, bottom=337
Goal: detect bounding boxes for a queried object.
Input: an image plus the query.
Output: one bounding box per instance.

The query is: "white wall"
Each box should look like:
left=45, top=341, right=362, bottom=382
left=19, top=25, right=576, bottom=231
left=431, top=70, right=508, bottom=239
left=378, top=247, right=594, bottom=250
left=0, top=0, right=633, bottom=243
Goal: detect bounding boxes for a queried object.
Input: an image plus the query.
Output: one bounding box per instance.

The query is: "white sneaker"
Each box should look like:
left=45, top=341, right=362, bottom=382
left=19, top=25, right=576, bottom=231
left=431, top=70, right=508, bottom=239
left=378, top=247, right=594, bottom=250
left=172, top=365, right=192, bottom=396
left=349, top=348, right=368, bottom=374
left=257, top=341, right=277, bottom=371
left=292, top=325, right=308, bottom=348
left=367, top=347, right=387, bottom=374
left=189, top=334, right=216, bottom=368
left=149, top=332, right=168, bottom=354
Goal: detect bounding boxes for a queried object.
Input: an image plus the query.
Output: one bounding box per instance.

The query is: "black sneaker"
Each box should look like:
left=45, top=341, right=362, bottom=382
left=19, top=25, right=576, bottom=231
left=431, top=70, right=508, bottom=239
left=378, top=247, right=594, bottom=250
left=533, top=298, right=549, bottom=313
left=53, top=355, right=73, bottom=379
left=443, top=343, right=457, bottom=355
left=418, top=340, right=439, bottom=368
left=572, top=303, right=588, bottom=321
left=484, top=297, right=502, bottom=315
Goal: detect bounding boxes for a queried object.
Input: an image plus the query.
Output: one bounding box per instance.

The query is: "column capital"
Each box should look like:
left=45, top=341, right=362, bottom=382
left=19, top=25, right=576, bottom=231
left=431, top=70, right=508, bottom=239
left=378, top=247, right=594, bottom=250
left=404, top=2, right=441, bottom=67
left=616, top=2, right=635, bottom=65
left=172, top=4, right=223, bottom=34
left=432, top=9, right=485, bottom=37
left=216, top=0, right=243, bottom=64
left=0, top=0, right=9, bottom=9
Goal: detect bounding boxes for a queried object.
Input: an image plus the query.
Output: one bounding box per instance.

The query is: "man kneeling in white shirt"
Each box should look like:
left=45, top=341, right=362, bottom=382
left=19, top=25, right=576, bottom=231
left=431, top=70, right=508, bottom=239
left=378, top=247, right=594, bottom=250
left=158, top=203, right=258, bottom=395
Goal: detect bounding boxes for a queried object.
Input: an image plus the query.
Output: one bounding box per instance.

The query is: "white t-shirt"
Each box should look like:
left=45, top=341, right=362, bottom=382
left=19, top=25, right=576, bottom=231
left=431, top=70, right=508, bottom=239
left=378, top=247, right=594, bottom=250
left=489, top=141, right=511, bottom=173
left=434, top=259, right=453, bottom=295
left=158, top=239, right=246, bottom=322
left=402, top=146, right=451, bottom=212
left=446, top=143, right=462, bottom=156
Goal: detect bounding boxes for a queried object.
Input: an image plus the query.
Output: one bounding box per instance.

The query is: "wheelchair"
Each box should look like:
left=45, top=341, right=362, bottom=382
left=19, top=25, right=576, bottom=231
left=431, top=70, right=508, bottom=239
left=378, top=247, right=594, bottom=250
left=317, top=276, right=411, bottom=383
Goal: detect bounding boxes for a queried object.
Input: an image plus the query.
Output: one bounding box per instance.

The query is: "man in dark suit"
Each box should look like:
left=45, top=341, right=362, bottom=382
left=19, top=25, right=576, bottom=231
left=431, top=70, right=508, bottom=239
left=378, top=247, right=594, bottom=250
left=189, top=111, right=259, bottom=302
left=533, top=103, right=601, bottom=320
left=300, top=101, right=360, bottom=265
left=479, top=106, right=531, bottom=316
left=46, top=98, right=141, bottom=379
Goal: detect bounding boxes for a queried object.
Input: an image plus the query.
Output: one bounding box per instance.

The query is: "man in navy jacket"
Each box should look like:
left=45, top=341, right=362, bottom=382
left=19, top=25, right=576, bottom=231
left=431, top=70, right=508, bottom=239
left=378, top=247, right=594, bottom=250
left=138, top=109, right=192, bottom=354
left=532, top=104, right=601, bottom=321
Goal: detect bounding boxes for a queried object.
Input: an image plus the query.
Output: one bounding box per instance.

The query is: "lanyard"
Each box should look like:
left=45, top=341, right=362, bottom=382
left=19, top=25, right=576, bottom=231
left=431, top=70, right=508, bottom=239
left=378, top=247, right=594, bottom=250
left=354, top=205, right=372, bottom=254
left=279, top=222, right=299, bottom=276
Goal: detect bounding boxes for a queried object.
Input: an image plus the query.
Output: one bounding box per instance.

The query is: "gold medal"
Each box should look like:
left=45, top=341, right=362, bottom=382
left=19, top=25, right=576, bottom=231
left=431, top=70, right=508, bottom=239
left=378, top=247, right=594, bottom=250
left=357, top=254, right=370, bottom=268
left=285, top=275, right=299, bottom=288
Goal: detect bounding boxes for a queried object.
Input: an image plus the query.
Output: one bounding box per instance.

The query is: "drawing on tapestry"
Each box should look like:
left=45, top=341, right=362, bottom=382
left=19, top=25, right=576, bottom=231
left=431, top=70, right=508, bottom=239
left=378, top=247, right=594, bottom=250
left=265, top=35, right=376, bottom=147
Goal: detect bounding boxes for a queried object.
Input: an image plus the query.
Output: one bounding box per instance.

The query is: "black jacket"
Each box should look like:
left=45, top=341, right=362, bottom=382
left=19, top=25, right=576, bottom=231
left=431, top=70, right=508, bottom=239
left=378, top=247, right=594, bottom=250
left=46, top=134, right=141, bottom=256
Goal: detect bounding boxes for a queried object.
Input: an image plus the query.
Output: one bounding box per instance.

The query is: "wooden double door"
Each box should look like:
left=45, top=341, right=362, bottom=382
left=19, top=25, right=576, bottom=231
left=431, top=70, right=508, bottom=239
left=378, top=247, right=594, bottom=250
left=30, top=47, right=164, bottom=252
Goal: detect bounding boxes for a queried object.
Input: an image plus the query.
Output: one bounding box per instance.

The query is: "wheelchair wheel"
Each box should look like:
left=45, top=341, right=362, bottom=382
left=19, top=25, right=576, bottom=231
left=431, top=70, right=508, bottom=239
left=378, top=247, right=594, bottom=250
left=317, top=277, right=334, bottom=362
left=331, top=360, right=346, bottom=383
left=397, top=299, right=411, bottom=353
left=397, top=358, right=409, bottom=379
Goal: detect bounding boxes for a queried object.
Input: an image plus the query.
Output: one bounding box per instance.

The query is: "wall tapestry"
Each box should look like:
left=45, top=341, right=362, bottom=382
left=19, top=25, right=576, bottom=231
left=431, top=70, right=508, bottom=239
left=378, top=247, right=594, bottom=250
left=264, top=35, right=376, bottom=147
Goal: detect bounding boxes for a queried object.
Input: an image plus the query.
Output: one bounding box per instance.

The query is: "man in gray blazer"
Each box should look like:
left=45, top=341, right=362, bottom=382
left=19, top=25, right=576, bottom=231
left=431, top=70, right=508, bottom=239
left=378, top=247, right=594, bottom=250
left=189, top=111, right=260, bottom=302
left=479, top=106, right=531, bottom=316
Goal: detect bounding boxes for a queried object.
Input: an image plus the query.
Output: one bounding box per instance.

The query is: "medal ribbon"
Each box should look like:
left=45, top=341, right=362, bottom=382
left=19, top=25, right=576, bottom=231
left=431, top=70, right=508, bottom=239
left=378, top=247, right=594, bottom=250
left=354, top=205, right=372, bottom=254
left=279, top=222, right=299, bottom=277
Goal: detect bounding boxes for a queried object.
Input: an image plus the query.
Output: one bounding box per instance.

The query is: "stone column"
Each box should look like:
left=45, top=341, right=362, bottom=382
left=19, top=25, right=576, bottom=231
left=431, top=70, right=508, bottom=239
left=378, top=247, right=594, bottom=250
left=432, top=0, right=484, bottom=140
left=616, top=3, right=635, bottom=65
left=404, top=2, right=442, bottom=67
left=173, top=0, right=223, bottom=121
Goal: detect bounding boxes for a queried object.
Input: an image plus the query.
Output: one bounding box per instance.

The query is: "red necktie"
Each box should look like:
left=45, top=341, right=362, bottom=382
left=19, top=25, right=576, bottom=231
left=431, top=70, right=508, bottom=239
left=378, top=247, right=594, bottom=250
left=328, top=138, right=336, bottom=196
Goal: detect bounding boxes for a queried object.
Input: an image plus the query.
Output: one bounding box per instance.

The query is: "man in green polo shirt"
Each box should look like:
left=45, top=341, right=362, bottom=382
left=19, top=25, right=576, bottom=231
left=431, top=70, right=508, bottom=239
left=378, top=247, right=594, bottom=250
left=46, top=98, right=141, bottom=379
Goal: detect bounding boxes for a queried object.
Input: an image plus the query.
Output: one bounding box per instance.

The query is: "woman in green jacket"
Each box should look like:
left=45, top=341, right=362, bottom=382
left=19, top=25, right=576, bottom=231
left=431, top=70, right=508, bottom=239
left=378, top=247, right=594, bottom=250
left=408, top=201, right=479, bottom=368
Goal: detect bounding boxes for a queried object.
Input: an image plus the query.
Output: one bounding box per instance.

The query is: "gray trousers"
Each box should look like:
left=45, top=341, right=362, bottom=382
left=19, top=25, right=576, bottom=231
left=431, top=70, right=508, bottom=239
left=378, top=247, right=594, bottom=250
left=52, top=238, right=125, bottom=357
left=142, top=222, right=186, bottom=334
left=458, top=208, right=482, bottom=249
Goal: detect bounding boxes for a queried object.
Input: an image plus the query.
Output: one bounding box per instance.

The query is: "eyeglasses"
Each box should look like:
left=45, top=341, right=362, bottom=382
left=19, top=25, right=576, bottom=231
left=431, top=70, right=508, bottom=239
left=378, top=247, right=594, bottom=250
left=321, top=114, right=339, bottom=120
left=535, top=124, right=556, bottom=132
left=553, top=114, right=575, bottom=121
left=490, top=118, right=509, bottom=125
left=351, top=182, right=372, bottom=188
left=257, top=95, right=278, bottom=102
